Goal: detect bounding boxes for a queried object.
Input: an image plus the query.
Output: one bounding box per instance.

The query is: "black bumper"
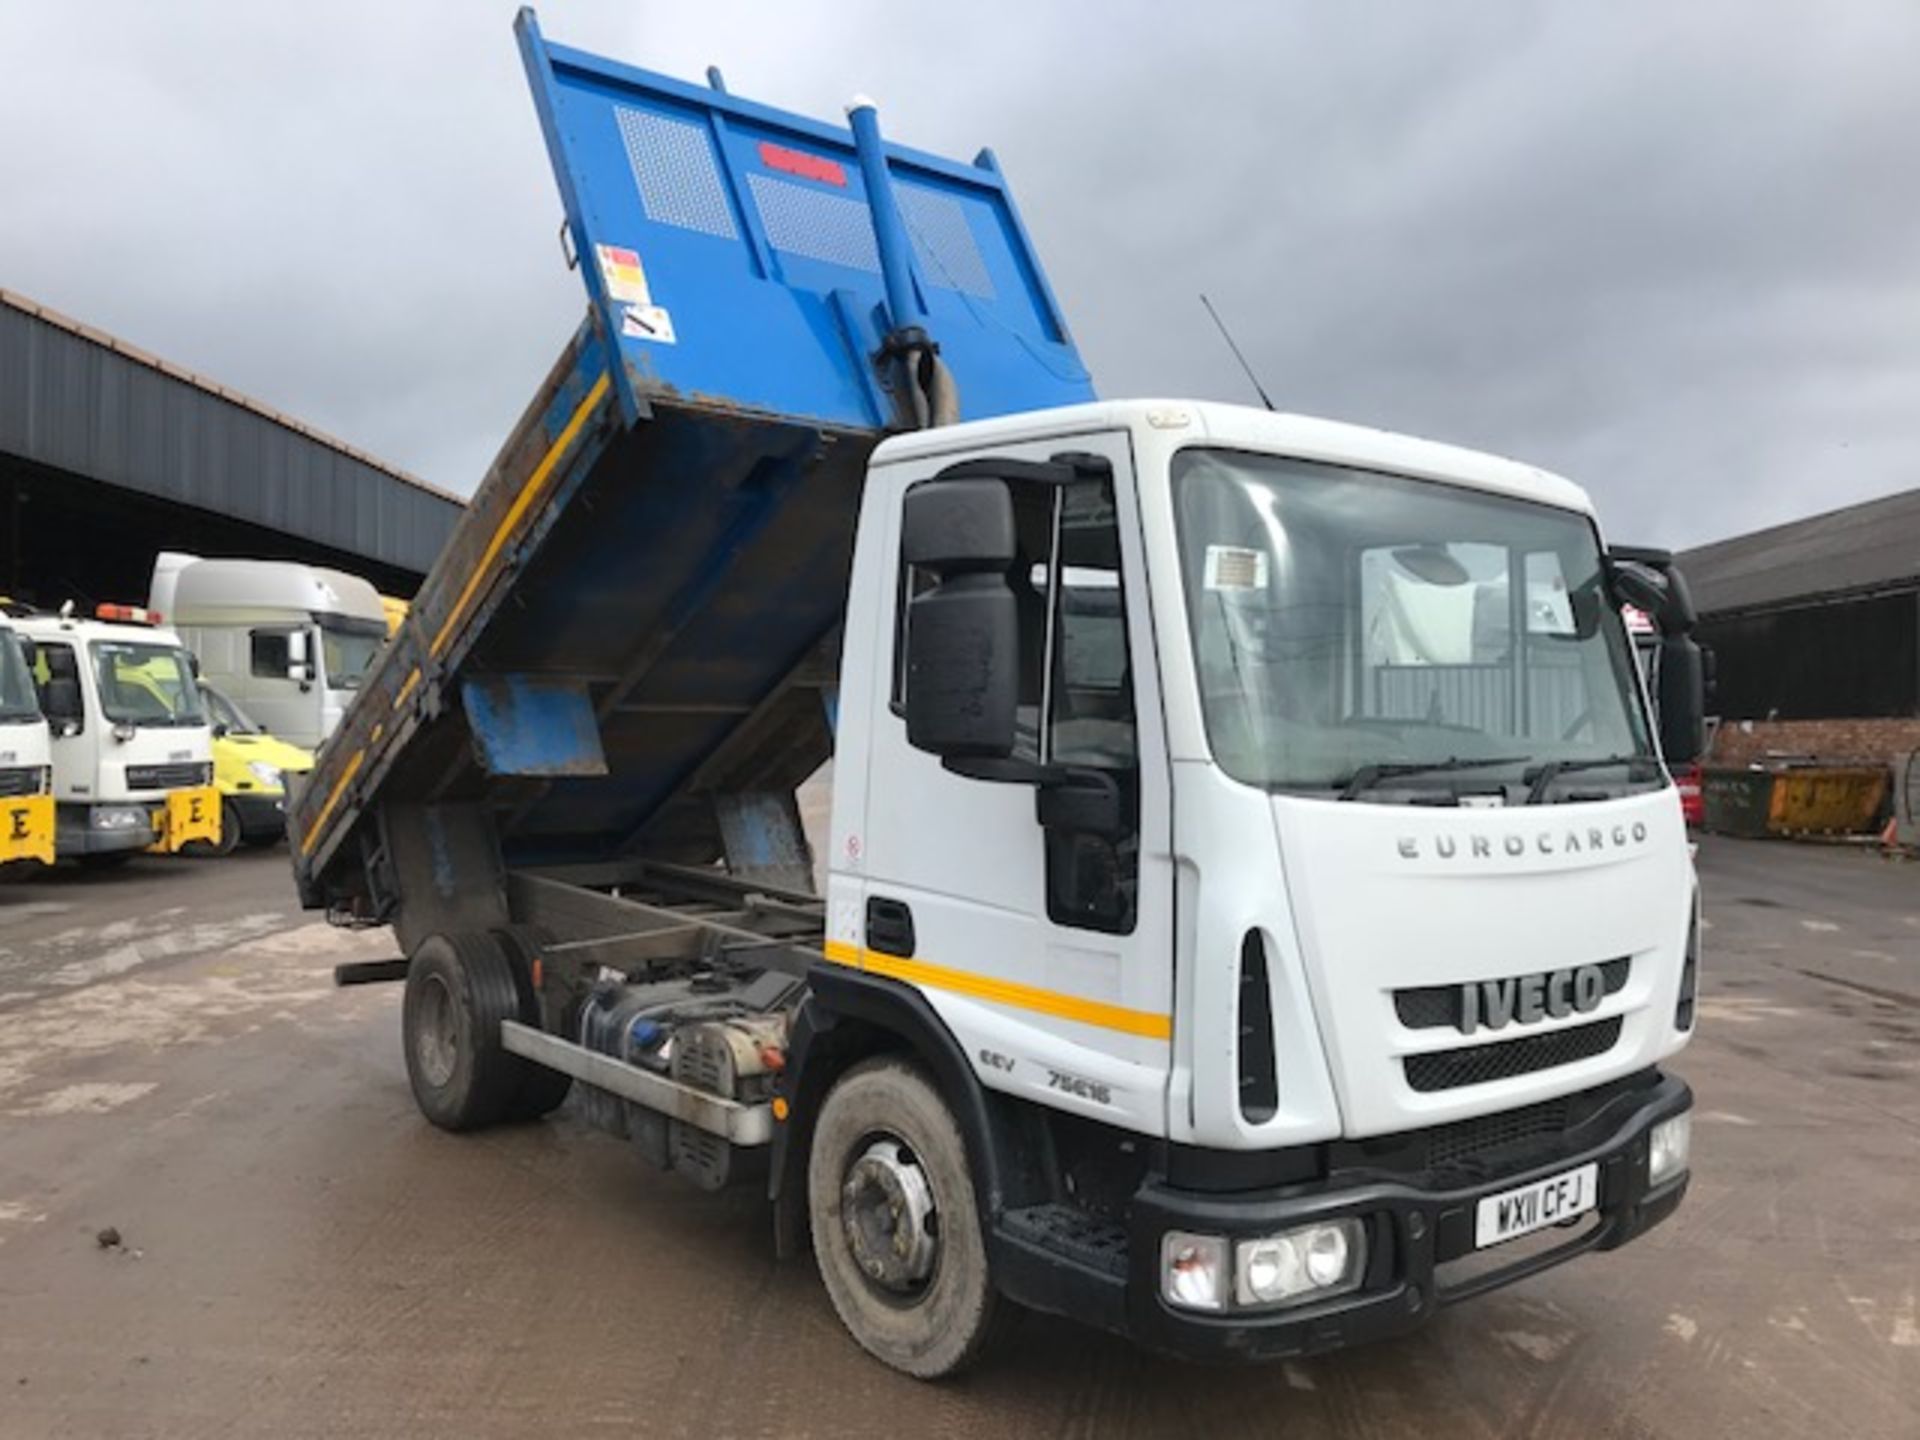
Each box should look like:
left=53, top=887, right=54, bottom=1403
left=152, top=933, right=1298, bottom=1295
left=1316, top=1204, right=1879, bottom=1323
left=225, top=790, right=287, bottom=841
left=993, top=1072, right=1691, bottom=1363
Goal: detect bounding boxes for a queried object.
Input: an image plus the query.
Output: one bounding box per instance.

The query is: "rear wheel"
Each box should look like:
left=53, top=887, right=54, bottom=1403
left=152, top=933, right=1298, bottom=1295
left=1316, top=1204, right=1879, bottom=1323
left=401, top=932, right=537, bottom=1131
left=493, top=927, right=573, bottom=1119
left=807, top=1058, right=1001, bottom=1378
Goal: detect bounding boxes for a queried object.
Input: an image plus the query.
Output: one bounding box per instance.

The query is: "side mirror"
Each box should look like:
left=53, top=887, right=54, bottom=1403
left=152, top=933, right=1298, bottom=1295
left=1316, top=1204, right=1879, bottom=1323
left=44, top=676, right=82, bottom=724
left=212, top=722, right=230, bottom=739
left=1656, top=635, right=1706, bottom=764
left=901, top=478, right=1020, bottom=760
left=1608, top=555, right=1697, bottom=634
left=1036, top=770, right=1123, bottom=838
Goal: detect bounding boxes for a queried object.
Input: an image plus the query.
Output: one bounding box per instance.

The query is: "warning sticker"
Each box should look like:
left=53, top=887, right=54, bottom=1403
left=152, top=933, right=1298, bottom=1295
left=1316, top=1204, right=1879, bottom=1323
left=1203, top=545, right=1268, bottom=591
left=595, top=244, right=651, bottom=305
left=622, top=304, right=676, bottom=345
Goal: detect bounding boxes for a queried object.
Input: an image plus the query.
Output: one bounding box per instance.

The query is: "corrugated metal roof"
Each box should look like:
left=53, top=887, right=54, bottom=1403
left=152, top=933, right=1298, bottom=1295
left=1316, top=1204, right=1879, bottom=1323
left=1677, top=486, right=1920, bottom=616
left=0, top=287, right=462, bottom=577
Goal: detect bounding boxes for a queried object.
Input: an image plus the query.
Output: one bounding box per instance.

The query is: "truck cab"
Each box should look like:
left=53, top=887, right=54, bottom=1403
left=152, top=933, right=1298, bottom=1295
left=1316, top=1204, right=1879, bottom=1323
left=15, top=605, right=219, bottom=862
left=150, top=552, right=388, bottom=749
left=0, top=611, right=55, bottom=868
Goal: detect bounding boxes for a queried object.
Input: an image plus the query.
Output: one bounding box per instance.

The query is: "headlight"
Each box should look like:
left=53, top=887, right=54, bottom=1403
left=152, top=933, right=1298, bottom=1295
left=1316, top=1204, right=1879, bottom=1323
left=1161, top=1220, right=1369, bottom=1314
left=1235, top=1219, right=1367, bottom=1308
left=1650, top=1113, right=1691, bottom=1186
left=91, top=806, right=149, bottom=830
left=246, top=760, right=284, bottom=789
left=1160, top=1232, right=1228, bottom=1312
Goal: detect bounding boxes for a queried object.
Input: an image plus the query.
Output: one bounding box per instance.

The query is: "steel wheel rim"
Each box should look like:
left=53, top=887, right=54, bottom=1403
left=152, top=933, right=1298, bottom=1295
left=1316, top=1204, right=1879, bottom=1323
left=841, top=1136, right=939, bottom=1299
left=414, top=972, right=458, bottom=1088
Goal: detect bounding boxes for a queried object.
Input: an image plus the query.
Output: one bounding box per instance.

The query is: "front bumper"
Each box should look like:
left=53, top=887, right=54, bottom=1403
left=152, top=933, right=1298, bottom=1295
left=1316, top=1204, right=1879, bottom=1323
left=225, top=789, right=288, bottom=841
left=995, top=1071, right=1691, bottom=1362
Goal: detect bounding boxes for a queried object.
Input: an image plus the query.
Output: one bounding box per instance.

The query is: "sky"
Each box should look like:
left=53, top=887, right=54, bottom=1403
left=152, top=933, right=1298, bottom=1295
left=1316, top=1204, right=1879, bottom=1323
left=3, top=0, right=1916, bottom=550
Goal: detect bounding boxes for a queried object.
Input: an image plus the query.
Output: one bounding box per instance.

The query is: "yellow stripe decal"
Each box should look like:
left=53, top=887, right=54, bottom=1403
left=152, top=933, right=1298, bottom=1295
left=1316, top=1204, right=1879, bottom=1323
left=299, top=747, right=364, bottom=856
left=822, top=939, right=1172, bottom=1041
left=429, top=371, right=611, bottom=661
left=392, top=667, right=421, bottom=711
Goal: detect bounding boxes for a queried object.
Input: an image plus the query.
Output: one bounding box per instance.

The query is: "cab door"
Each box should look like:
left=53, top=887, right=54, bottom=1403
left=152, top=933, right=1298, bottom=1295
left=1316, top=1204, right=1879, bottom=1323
left=852, top=430, right=1175, bottom=1137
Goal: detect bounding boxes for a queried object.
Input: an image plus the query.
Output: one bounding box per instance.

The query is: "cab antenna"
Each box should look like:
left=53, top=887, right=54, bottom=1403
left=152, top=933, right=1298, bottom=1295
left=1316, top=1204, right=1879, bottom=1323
left=1199, top=293, right=1276, bottom=412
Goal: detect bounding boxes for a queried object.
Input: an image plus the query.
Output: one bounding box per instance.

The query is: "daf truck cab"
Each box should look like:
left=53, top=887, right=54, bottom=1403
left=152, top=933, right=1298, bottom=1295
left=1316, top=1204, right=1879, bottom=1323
left=0, top=612, right=55, bottom=869
left=15, top=605, right=220, bottom=863
left=150, top=553, right=388, bottom=749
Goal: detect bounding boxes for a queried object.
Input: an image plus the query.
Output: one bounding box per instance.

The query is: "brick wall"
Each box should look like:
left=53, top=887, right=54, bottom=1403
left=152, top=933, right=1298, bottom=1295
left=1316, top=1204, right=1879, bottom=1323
left=1708, top=717, right=1920, bottom=767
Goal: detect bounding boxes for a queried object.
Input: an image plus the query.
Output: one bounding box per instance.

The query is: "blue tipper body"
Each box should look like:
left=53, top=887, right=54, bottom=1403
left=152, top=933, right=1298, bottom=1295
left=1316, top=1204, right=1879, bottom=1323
left=290, top=7, right=1092, bottom=900
left=516, top=7, right=1093, bottom=429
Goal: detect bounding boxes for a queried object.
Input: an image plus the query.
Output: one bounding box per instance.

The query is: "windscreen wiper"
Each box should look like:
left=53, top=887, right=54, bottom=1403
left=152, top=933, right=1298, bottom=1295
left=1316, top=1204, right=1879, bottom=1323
left=1524, top=754, right=1660, bottom=805
left=1337, top=756, right=1527, bottom=800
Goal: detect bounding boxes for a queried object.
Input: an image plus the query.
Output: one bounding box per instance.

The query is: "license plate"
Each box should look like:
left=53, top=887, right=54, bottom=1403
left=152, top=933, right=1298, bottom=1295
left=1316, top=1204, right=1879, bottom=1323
left=1474, top=1162, right=1599, bottom=1248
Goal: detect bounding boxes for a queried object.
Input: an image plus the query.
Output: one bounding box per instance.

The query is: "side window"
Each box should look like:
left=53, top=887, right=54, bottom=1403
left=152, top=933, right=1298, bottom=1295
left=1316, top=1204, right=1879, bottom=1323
left=891, top=470, right=1139, bottom=934
left=250, top=630, right=290, bottom=679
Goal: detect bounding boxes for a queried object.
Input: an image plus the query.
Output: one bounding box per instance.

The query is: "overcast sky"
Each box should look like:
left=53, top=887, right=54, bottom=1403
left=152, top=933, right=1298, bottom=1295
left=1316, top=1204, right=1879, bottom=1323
left=4, top=1, right=1916, bottom=549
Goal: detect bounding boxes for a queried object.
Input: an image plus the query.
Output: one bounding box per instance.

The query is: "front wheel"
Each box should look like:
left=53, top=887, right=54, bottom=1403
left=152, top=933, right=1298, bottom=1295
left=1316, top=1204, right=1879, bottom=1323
left=807, top=1058, right=1001, bottom=1378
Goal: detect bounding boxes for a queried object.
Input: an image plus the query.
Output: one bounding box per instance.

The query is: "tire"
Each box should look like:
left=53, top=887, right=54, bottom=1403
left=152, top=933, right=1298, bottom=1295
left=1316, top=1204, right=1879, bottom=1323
left=807, top=1057, right=1001, bottom=1378
left=180, top=800, right=241, bottom=858
left=492, top=927, right=573, bottom=1120
left=401, top=932, right=535, bottom=1131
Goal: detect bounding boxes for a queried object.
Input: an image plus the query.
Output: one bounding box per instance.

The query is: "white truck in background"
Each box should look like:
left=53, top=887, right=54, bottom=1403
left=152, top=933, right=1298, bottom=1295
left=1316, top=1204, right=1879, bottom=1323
left=150, top=552, right=388, bottom=750
left=0, top=611, right=56, bottom=869
left=13, top=604, right=219, bottom=865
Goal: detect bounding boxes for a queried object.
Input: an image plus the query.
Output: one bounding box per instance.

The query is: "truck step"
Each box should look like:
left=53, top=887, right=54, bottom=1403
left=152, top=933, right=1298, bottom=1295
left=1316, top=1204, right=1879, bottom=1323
left=996, top=1204, right=1129, bottom=1279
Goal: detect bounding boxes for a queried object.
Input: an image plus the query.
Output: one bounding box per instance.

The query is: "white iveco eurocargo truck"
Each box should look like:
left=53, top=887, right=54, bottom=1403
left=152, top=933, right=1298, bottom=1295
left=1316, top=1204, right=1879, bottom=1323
left=292, top=14, right=1707, bottom=1380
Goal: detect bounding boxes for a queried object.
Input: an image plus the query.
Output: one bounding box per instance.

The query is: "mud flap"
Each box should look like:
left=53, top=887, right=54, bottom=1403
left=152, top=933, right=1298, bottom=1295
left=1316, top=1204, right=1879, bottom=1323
left=0, top=794, right=55, bottom=866
left=149, top=786, right=221, bottom=853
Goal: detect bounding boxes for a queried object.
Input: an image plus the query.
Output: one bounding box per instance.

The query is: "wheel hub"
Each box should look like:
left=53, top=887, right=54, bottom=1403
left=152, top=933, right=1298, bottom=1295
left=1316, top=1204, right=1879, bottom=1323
left=841, top=1138, right=937, bottom=1293
left=414, top=973, right=458, bottom=1088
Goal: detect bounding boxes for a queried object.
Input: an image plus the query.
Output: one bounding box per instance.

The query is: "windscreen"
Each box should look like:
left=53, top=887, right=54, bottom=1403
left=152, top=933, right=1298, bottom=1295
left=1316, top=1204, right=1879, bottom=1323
left=203, top=685, right=261, bottom=735
left=1173, top=449, right=1653, bottom=796
left=320, top=620, right=384, bottom=691
left=92, top=642, right=207, bottom=727
left=0, top=632, right=39, bottom=721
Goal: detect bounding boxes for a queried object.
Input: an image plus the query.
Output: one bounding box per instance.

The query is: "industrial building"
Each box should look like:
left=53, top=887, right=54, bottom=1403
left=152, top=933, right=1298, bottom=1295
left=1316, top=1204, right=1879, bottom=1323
left=1678, top=486, right=1920, bottom=764
left=0, top=287, right=462, bottom=609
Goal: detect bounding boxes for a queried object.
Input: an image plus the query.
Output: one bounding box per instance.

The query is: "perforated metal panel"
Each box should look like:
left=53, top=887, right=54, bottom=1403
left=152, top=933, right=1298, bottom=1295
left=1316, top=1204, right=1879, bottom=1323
left=899, top=185, right=995, bottom=299
left=616, top=107, right=738, bottom=240
left=746, top=173, right=880, bottom=272
left=1404, top=1018, right=1622, bottom=1093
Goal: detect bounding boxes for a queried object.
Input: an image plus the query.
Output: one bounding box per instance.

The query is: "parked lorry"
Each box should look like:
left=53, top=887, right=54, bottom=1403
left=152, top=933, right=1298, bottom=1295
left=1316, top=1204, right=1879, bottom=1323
left=13, top=604, right=219, bottom=864
left=150, top=552, right=388, bottom=749
left=291, top=11, right=1708, bottom=1376
left=0, top=611, right=55, bottom=868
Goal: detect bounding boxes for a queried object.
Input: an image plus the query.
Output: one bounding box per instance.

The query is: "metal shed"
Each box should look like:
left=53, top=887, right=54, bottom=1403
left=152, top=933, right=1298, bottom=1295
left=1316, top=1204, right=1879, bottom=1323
left=1677, top=488, right=1920, bottom=721
left=0, top=287, right=463, bottom=606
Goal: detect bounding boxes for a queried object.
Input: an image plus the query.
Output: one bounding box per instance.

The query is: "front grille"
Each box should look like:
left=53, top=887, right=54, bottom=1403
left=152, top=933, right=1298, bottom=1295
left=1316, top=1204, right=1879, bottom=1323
left=1395, top=957, right=1630, bottom=1030
left=1426, top=1097, right=1570, bottom=1170
left=1404, top=1017, right=1622, bottom=1093
left=125, top=762, right=211, bottom=791
left=0, top=766, right=42, bottom=798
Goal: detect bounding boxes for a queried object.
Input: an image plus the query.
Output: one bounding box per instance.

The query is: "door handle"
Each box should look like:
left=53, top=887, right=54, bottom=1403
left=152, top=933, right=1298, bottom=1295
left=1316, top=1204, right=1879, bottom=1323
left=865, top=896, right=916, bottom=958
